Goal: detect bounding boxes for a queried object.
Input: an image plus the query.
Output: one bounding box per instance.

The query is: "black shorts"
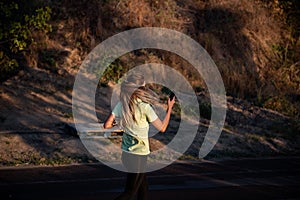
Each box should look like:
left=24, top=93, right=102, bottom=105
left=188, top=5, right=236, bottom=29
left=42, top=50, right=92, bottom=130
left=121, top=151, right=148, bottom=173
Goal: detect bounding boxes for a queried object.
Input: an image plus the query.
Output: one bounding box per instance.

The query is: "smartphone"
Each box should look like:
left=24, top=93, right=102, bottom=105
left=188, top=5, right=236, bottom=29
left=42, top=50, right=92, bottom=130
left=169, top=92, right=175, bottom=100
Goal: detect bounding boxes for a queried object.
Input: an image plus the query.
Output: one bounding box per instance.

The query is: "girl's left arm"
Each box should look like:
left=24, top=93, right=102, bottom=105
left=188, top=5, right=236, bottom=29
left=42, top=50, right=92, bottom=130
left=103, top=114, right=115, bottom=129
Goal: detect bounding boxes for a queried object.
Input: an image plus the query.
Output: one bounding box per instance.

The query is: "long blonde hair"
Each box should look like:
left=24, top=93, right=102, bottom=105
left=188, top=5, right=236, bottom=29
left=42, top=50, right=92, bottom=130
left=120, top=73, right=158, bottom=128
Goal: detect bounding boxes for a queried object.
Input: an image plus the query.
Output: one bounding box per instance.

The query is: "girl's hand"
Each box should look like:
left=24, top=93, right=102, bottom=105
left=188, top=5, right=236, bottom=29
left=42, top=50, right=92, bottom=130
left=168, top=96, right=175, bottom=110
left=152, top=96, right=176, bottom=133
left=103, top=114, right=115, bottom=129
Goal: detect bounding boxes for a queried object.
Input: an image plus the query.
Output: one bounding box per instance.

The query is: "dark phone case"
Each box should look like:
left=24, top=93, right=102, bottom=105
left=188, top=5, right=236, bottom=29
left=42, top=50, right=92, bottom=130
left=169, top=92, right=175, bottom=99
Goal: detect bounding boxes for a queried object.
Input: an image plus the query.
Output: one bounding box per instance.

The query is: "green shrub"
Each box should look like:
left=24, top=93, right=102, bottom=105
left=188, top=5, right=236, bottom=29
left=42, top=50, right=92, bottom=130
left=0, top=0, right=52, bottom=81
left=264, top=96, right=298, bottom=117
left=0, top=53, right=19, bottom=81
left=200, top=101, right=212, bottom=120
left=99, top=60, right=127, bottom=86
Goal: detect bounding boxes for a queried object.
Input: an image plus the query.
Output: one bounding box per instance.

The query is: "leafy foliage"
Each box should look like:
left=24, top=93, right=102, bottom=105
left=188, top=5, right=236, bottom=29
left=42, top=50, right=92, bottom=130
left=100, top=60, right=127, bottom=86
left=0, top=0, right=52, bottom=81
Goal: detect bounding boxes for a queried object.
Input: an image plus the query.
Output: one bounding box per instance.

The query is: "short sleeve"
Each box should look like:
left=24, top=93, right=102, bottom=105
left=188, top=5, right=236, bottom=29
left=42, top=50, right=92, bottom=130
left=145, top=104, right=158, bottom=122
left=112, top=102, right=122, bottom=117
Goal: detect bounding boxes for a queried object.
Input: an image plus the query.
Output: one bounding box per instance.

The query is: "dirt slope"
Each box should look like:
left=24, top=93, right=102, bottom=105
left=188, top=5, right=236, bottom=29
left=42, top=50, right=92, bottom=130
left=0, top=0, right=299, bottom=166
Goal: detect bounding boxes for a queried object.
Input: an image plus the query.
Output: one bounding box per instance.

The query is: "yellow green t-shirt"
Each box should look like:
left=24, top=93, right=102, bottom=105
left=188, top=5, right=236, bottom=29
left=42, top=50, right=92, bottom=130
left=112, top=99, right=158, bottom=155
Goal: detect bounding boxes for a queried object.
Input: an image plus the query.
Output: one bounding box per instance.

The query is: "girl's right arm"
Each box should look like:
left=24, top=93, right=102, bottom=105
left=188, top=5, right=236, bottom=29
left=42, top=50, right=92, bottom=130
left=151, top=97, right=175, bottom=132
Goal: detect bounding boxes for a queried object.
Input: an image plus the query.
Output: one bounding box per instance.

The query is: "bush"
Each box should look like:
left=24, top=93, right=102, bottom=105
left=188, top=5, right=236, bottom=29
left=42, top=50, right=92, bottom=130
left=0, top=0, right=52, bottom=81
left=264, top=96, right=299, bottom=117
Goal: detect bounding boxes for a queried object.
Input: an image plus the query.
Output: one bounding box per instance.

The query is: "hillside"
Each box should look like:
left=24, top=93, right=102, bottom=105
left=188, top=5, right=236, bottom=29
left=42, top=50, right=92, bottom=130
left=0, top=0, right=299, bottom=166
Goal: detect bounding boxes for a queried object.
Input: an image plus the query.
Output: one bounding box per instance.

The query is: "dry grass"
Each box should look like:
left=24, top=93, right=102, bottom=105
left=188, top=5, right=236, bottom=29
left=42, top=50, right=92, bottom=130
left=25, top=0, right=299, bottom=117
left=2, top=0, right=300, bottom=167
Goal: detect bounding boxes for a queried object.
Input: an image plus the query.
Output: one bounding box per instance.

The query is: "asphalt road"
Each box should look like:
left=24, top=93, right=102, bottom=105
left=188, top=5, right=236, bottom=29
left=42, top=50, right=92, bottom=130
left=0, top=157, right=299, bottom=200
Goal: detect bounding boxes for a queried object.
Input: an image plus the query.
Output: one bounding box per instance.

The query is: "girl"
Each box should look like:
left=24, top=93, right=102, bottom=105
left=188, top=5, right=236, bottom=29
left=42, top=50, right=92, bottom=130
left=104, top=73, right=175, bottom=200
